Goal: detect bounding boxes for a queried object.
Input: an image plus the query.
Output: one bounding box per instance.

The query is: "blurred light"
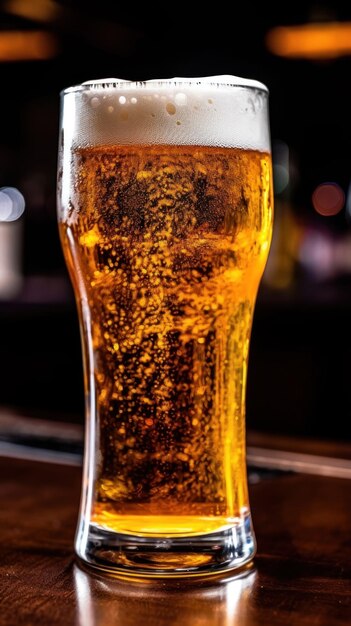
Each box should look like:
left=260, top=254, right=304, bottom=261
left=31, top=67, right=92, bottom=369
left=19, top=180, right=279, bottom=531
left=273, top=165, right=289, bottom=194
left=299, top=231, right=335, bottom=279
left=266, top=22, right=351, bottom=59
left=273, top=140, right=289, bottom=195
left=312, top=183, right=344, bottom=216
left=4, top=0, right=60, bottom=22
left=345, top=181, right=351, bottom=222
left=5, top=0, right=139, bottom=56
left=0, top=31, right=57, bottom=62
left=0, top=188, right=25, bottom=222
left=0, top=192, right=13, bottom=221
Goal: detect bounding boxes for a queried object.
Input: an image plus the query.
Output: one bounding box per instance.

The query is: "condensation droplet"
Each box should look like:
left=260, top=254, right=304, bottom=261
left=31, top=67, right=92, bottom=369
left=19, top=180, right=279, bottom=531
left=107, top=105, right=114, bottom=113
left=119, top=96, right=127, bottom=105
left=176, top=121, right=181, bottom=125
left=131, top=97, right=137, bottom=104
left=208, top=98, right=213, bottom=104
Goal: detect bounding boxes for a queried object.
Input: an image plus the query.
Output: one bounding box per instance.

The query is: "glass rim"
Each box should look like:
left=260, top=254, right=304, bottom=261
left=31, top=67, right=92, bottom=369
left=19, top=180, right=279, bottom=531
left=60, top=76, right=269, bottom=97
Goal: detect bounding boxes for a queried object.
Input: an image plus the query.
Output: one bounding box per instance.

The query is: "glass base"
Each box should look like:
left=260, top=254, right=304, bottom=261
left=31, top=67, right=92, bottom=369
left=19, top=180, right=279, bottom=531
left=76, top=513, right=256, bottom=578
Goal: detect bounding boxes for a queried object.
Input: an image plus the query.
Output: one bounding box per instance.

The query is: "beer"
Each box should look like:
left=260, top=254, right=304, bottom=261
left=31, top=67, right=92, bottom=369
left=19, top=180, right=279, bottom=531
left=59, top=143, right=272, bottom=537
left=59, top=76, right=272, bottom=575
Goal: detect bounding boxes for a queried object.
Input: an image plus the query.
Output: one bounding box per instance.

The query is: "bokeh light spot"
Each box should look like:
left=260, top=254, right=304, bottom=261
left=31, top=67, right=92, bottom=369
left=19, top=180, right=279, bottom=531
left=273, top=164, right=289, bottom=194
left=0, top=191, right=13, bottom=221
left=312, top=183, right=344, bottom=216
left=0, top=187, right=25, bottom=222
left=273, top=140, right=289, bottom=195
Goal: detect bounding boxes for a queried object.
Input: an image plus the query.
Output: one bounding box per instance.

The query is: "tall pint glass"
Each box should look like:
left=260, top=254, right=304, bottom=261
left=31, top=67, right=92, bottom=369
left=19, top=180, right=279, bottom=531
left=57, top=76, right=273, bottom=577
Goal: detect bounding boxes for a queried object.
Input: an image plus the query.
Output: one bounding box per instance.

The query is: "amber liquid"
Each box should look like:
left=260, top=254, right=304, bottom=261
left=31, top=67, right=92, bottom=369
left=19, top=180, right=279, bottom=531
left=59, top=145, right=272, bottom=537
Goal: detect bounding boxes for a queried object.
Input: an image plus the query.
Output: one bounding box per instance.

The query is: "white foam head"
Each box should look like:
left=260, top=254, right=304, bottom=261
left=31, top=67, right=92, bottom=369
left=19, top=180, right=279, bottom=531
left=61, top=75, right=270, bottom=152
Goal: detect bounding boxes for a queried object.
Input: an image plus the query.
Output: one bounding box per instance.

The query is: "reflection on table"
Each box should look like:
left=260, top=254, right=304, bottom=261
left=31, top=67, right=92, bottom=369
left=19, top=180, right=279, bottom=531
left=74, top=563, right=256, bottom=626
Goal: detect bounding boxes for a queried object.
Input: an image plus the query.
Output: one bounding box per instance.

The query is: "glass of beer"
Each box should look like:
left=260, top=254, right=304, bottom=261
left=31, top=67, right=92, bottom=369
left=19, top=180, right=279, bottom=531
left=57, top=76, right=273, bottom=578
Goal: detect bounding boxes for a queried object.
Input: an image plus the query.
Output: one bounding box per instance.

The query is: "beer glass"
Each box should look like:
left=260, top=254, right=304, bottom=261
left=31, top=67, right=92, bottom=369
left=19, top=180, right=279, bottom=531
left=57, top=76, right=273, bottom=578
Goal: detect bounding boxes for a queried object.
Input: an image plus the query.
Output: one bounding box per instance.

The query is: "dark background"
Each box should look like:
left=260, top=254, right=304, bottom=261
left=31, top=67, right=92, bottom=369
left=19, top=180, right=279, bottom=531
left=1, top=0, right=351, bottom=439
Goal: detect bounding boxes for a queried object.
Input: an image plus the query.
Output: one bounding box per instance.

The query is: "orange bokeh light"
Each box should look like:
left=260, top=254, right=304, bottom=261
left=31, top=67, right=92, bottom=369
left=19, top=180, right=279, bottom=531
left=0, top=31, right=57, bottom=62
left=266, top=22, right=351, bottom=60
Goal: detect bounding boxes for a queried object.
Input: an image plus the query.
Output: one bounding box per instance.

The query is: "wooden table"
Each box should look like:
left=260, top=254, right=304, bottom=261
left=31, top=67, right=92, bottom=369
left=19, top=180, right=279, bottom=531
left=0, top=417, right=351, bottom=625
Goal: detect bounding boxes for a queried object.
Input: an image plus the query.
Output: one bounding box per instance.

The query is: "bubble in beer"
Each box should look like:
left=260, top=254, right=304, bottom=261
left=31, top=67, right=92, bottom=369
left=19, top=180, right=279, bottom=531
left=90, top=97, right=100, bottom=109
left=175, top=93, right=187, bottom=106
left=166, top=102, right=176, bottom=115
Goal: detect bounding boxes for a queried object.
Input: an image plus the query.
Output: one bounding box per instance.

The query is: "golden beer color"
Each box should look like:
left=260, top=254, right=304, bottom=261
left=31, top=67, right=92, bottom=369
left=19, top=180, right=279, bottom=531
left=59, top=144, right=273, bottom=537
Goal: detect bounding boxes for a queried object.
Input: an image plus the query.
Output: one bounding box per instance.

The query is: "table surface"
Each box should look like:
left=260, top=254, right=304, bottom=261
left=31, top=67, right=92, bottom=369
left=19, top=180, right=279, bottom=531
left=1, top=422, right=351, bottom=625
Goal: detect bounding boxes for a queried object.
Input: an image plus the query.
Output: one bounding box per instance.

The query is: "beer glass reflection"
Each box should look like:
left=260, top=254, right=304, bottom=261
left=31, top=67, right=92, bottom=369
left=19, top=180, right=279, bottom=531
left=58, top=76, right=273, bottom=576
left=74, top=564, right=257, bottom=626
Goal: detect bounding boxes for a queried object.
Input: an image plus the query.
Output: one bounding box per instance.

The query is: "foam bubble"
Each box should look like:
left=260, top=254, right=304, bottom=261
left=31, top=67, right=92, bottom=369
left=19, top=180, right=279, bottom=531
left=62, top=75, right=270, bottom=151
